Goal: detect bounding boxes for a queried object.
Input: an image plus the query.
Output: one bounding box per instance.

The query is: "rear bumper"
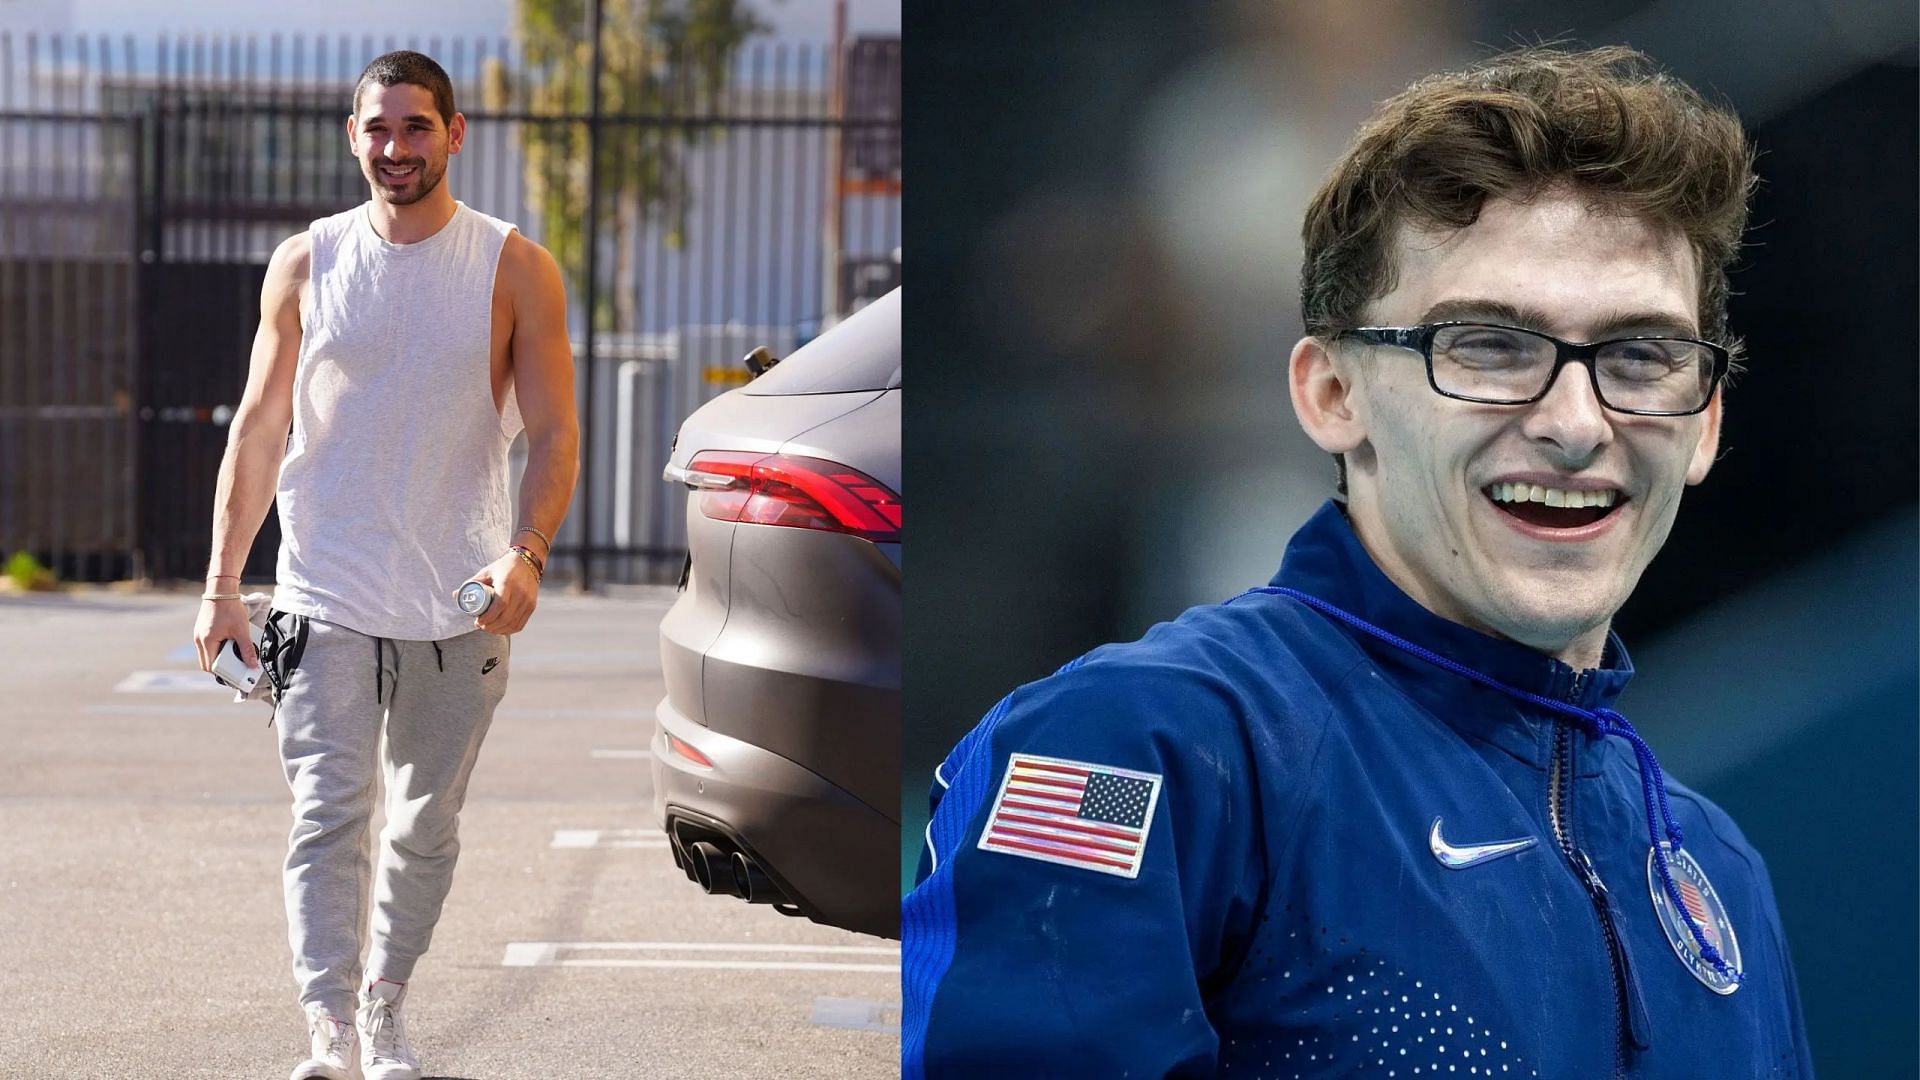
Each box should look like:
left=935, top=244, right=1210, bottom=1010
left=652, top=696, right=900, bottom=939
left=700, top=524, right=900, bottom=814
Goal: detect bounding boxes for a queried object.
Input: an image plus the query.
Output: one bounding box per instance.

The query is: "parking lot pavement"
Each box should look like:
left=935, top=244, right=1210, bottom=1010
left=0, top=586, right=900, bottom=1079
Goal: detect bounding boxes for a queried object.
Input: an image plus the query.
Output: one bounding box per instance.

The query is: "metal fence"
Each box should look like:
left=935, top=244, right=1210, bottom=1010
left=0, top=29, right=901, bottom=585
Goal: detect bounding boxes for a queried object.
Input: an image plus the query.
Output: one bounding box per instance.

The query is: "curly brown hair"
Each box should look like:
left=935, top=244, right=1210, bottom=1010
left=1300, top=45, right=1756, bottom=355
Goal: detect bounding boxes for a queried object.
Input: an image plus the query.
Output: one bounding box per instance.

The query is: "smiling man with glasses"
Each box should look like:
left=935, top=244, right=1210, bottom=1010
left=1343, top=318, right=1727, bottom=416
left=905, top=46, right=1812, bottom=1078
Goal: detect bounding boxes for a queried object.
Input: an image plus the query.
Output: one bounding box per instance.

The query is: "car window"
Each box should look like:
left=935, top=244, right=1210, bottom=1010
left=744, top=288, right=901, bottom=395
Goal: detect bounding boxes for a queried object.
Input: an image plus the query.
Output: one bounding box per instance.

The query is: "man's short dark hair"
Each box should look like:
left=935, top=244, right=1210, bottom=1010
left=354, top=50, right=457, bottom=127
left=1301, top=45, right=1756, bottom=353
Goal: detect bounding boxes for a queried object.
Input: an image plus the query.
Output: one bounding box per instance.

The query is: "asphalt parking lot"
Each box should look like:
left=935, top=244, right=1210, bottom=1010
left=0, top=585, right=899, bottom=1079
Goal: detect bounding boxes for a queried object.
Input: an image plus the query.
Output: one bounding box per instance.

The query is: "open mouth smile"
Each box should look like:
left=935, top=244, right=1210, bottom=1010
left=378, top=163, right=419, bottom=181
left=1483, top=481, right=1628, bottom=534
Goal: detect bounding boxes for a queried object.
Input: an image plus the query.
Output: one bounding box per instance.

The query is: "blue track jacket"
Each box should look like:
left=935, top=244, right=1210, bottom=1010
left=904, top=501, right=1811, bottom=1078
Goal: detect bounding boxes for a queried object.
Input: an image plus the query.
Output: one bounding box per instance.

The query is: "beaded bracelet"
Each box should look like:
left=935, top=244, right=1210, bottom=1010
left=514, top=524, right=553, bottom=555
left=509, top=544, right=544, bottom=582
left=510, top=543, right=545, bottom=574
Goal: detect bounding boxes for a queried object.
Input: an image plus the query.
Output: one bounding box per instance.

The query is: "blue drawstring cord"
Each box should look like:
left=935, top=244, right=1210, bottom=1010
left=1255, top=585, right=1743, bottom=986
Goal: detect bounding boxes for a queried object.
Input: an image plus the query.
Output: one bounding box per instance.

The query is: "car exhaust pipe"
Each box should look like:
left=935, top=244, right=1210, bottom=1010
left=730, top=850, right=788, bottom=905
left=670, top=836, right=696, bottom=881
left=688, top=841, right=747, bottom=898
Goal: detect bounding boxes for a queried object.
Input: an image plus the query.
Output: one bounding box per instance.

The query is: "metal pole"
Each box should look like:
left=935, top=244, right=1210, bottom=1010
left=129, top=109, right=147, bottom=581
left=822, top=0, right=845, bottom=322
left=578, top=0, right=602, bottom=591
left=139, top=67, right=167, bottom=580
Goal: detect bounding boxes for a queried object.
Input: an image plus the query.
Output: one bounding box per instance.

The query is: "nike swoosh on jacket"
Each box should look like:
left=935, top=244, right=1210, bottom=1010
left=904, top=501, right=1813, bottom=1079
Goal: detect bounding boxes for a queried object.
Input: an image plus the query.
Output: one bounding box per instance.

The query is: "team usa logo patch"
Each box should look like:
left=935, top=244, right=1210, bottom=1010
left=977, top=753, right=1163, bottom=878
left=1646, top=843, right=1743, bottom=995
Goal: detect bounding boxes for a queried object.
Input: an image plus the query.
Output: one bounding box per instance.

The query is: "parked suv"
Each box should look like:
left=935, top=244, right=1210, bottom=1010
left=653, top=288, right=901, bottom=939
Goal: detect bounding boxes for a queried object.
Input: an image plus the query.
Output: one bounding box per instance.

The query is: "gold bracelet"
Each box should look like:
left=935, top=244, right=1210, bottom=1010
left=508, top=546, right=544, bottom=581
left=201, top=592, right=244, bottom=601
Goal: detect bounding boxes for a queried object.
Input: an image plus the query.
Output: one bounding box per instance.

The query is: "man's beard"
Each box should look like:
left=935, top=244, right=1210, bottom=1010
left=369, top=158, right=444, bottom=205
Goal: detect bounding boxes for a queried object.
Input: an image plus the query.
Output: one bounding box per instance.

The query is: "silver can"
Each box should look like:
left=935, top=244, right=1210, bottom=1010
left=456, top=580, right=496, bottom=616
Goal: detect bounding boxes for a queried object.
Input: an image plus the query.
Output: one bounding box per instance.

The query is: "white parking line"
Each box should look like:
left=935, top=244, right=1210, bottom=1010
left=84, top=704, right=228, bottom=715
left=513, top=960, right=902, bottom=972
left=502, top=941, right=901, bottom=973
left=589, top=748, right=652, bottom=760
left=811, top=996, right=903, bottom=1034
left=510, top=942, right=900, bottom=956
left=550, top=828, right=670, bottom=849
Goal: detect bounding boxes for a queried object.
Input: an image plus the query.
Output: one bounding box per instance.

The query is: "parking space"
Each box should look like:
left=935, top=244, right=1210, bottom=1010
left=0, top=587, right=899, bottom=1079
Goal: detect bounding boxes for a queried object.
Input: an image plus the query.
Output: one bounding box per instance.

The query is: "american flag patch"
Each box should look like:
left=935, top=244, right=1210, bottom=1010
left=1679, top=880, right=1721, bottom=950
left=976, top=753, right=1162, bottom=878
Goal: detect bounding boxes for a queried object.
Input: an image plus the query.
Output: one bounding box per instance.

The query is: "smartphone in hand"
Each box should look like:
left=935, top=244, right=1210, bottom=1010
left=211, top=639, right=263, bottom=694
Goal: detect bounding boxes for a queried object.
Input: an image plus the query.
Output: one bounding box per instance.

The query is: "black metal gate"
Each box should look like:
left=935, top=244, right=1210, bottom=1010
left=134, top=260, right=279, bottom=581
left=0, top=109, right=142, bottom=582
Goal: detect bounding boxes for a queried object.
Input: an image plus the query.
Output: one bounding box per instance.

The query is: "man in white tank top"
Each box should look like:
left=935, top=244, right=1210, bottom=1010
left=190, top=51, right=580, bottom=1080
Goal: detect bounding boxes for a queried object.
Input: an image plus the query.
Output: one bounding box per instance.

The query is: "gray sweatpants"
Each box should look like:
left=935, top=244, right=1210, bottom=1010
left=267, top=611, right=510, bottom=1018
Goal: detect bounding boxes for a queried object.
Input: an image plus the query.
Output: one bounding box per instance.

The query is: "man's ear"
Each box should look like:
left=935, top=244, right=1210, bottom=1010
left=1686, top=386, right=1722, bottom=485
left=448, top=112, right=466, bottom=156
left=344, top=115, right=356, bottom=153
left=1289, top=335, right=1367, bottom=455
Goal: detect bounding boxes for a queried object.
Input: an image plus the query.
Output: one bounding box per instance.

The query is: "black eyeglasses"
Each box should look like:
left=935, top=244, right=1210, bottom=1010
left=1342, top=322, right=1730, bottom=417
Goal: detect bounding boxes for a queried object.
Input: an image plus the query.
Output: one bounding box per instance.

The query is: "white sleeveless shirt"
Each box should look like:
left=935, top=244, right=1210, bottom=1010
left=273, top=200, right=525, bottom=640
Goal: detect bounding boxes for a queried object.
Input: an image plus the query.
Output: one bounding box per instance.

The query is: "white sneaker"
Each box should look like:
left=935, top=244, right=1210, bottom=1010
left=290, top=1004, right=361, bottom=1080
left=356, top=978, right=423, bottom=1080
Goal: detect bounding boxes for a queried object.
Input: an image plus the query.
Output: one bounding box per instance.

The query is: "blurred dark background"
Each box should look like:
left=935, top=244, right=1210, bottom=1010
left=903, top=0, right=1918, bottom=1072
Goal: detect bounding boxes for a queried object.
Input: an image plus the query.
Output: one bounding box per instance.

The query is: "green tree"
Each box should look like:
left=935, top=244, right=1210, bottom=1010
left=499, top=0, right=768, bottom=331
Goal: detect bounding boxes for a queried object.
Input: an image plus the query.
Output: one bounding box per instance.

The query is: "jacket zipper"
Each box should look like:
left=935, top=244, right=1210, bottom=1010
left=1548, top=674, right=1630, bottom=1079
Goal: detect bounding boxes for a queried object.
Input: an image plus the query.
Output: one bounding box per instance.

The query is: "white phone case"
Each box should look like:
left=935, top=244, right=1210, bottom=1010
left=212, top=639, right=263, bottom=694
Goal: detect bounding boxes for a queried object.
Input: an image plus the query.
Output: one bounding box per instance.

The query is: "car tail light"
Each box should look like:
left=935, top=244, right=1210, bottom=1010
left=667, top=732, right=714, bottom=769
left=686, top=451, right=901, bottom=543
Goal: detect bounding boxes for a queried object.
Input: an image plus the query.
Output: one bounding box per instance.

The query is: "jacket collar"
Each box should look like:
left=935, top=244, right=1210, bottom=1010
left=1271, top=500, right=1634, bottom=770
